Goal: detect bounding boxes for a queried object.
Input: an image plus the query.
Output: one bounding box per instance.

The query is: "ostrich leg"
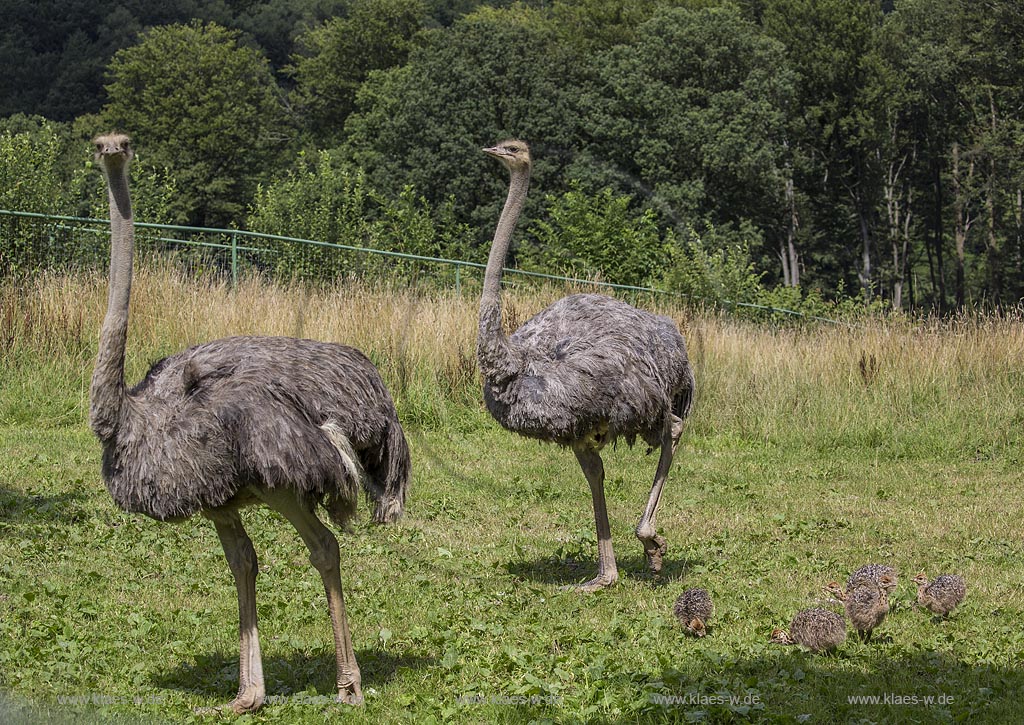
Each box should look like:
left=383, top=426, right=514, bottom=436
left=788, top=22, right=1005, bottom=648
left=204, top=509, right=265, bottom=713
left=260, top=491, right=363, bottom=705
left=571, top=446, right=619, bottom=592
left=635, top=414, right=684, bottom=573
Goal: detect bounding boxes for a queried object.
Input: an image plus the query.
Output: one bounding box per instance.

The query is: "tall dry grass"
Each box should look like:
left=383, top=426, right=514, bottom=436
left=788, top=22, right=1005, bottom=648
left=2, top=265, right=1022, bottom=456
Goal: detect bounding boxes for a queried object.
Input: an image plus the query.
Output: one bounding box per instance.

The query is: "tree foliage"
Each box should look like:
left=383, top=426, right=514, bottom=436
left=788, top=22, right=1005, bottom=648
left=247, top=149, right=473, bottom=283
left=523, top=184, right=670, bottom=288
left=587, top=4, right=796, bottom=243
left=0, top=125, right=65, bottom=215
left=662, top=228, right=765, bottom=308
left=0, top=0, right=238, bottom=121
left=762, top=0, right=888, bottom=298
left=102, top=21, right=289, bottom=227
left=343, top=5, right=587, bottom=236
left=0, top=118, right=178, bottom=273
left=3, top=0, right=1024, bottom=310
left=289, top=0, right=428, bottom=144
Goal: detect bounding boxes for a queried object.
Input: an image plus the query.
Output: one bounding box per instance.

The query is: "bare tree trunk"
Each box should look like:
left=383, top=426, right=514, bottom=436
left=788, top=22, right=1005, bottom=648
left=1015, top=188, right=1023, bottom=299
left=1016, top=188, right=1023, bottom=268
left=898, top=190, right=912, bottom=310
left=985, top=90, right=1001, bottom=304
left=781, top=176, right=800, bottom=287
left=884, top=150, right=912, bottom=312
left=985, top=169, right=999, bottom=303
left=856, top=191, right=873, bottom=300
left=931, top=161, right=947, bottom=312
left=951, top=142, right=975, bottom=309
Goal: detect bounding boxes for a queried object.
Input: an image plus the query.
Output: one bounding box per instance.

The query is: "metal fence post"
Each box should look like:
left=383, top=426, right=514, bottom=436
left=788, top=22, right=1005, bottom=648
left=230, top=231, right=238, bottom=289
left=455, top=263, right=461, bottom=295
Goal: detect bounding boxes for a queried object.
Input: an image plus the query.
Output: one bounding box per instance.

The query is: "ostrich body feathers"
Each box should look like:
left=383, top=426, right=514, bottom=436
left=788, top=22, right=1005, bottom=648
left=483, top=293, right=693, bottom=449
left=788, top=608, right=847, bottom=653
left=98, top=335, right=410, bottom=524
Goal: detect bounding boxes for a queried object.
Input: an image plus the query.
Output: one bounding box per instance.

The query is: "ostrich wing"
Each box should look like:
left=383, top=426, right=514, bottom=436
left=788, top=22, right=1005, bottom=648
left=107, top=336, right=388, bottom=523
left=484, top=294, right=689, bottom=446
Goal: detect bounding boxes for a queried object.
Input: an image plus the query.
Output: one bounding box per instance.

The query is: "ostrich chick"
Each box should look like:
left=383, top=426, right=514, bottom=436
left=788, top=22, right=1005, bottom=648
left=823, top=574, right=894, bottom=642
left=771, top=609, right=846, bottom=653
left=846, top=564, right=898, bottom=595
left=913, top=573, right=966, bottom=617
left=673, top=588, right=713, bottom=637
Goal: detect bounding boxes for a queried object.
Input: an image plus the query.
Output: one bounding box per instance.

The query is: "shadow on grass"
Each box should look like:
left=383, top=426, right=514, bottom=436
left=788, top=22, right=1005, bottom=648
left=0, top=485, right=87, bottom=523
left=643, top=649, right=1024, bottom=720
left=505, top=554, right=701, bottom=589
left=152, top=647, right=434, bottom=699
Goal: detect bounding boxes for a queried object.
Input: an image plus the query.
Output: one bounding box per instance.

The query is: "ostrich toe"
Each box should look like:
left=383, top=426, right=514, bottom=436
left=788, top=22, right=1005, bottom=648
left=230, top=686, right=266, bottom=714
left=336, top=682, right=364, bottom=706
left=563, top=571, right=619, bottom=593
left=641, top=534, right=667, bottom=573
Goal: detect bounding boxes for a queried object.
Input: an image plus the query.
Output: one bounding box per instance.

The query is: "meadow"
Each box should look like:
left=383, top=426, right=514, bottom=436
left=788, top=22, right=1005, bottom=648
left=1, top=268, right=1023, bottom=724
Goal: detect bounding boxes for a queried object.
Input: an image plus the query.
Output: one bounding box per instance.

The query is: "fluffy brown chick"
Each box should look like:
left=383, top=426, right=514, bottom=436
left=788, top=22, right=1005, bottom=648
left=770, top=608, right=846, bottom=653
left=823, top=574, right=893, bottom=642
left=846, top=564, right=898, bottom=595
left=913, top=572, right=966, bottom=617
left=673, top=588, right=713, bottom=637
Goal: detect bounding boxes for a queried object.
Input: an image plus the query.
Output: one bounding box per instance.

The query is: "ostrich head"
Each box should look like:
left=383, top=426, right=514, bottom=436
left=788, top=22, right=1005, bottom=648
left=769, top=628, right=794, bottom=645
left=912, top=572, right=929, bottom=587
left=93, top=133, right=133, bottom=171
left=878, top=573, right=897, bottom=593
left=685, top=618, right=707, bottom=638
left=823, top=582, right=846, bottom=601
left=483, top=139, right=531, bottom=172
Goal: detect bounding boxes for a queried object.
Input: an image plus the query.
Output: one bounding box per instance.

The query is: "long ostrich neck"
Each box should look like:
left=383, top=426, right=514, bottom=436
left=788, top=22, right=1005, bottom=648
left=477, top=165, right=529, bottom=382
left=89, top=163, right=134, bottom=441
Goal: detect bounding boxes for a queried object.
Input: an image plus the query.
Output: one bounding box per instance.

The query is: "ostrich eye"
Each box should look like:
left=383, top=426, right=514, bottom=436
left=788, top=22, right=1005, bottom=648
left=507, top=145, right=519, bottom=153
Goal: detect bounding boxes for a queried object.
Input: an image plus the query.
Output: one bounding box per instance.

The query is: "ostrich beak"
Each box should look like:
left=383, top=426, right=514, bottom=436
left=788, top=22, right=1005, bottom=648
left=482, top=146, right=507, bottom=159
left=96, top=138, right=130, bottom=157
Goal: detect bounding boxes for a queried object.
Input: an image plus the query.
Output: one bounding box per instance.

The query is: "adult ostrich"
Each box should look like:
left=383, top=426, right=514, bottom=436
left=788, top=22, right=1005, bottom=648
left=88, top=133, right=410, bottom=712
left=478, top=140, right=695, bottom=591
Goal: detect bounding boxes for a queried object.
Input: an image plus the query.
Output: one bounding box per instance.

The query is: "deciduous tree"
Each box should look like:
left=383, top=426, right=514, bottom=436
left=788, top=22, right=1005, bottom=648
left=102, top=21, right=288, bottom=227
left=289, top=0, right=427, bottom=145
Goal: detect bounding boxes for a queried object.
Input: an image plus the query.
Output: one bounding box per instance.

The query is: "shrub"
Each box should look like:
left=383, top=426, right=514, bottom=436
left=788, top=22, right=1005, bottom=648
left=521, top=183, right=671, bottom=287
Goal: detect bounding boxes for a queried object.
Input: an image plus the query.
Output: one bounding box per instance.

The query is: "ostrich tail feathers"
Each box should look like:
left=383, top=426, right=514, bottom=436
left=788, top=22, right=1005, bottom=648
left=319, top=422, right=363, bottom=527
left=369, top=415, right=411, bottom=524
left=674, top=364, right=696, bottom=421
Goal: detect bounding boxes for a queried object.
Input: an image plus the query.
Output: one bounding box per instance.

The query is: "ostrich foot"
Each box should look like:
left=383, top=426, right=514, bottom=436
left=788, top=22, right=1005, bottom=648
left=230, top=684, right=266, bottom=714
left=563, top=572, right=619, bottom=593
left=336, top=681, right=365, bottom=706
left=194, top=687, right=264, bottom=715
left=641, top=535, right=667, bottom=574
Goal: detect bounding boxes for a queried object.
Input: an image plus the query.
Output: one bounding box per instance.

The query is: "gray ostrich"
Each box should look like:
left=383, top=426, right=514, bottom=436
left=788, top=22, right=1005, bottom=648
left=478, top=140, right=695, bottom=591
left=88, top=133, right=411, bottom=712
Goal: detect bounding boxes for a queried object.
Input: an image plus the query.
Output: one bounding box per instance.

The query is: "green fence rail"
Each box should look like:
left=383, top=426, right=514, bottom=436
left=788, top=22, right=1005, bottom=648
left=0, top=208, right=851, bottom=326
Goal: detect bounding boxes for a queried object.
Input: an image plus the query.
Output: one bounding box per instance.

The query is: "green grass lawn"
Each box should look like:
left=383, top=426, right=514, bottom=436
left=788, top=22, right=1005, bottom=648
left=2, top=402, right=1023, bottom=724
left=2, top=275, right=1022, bottom=722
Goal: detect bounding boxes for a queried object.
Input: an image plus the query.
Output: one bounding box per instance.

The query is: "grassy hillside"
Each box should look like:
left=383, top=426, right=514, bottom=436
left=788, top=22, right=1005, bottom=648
left=1, top=270, right=1022, bottom=723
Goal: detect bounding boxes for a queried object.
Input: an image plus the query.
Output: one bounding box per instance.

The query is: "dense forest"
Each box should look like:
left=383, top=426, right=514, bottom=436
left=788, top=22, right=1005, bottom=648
left=2, top=0, right=1022, bottom=312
